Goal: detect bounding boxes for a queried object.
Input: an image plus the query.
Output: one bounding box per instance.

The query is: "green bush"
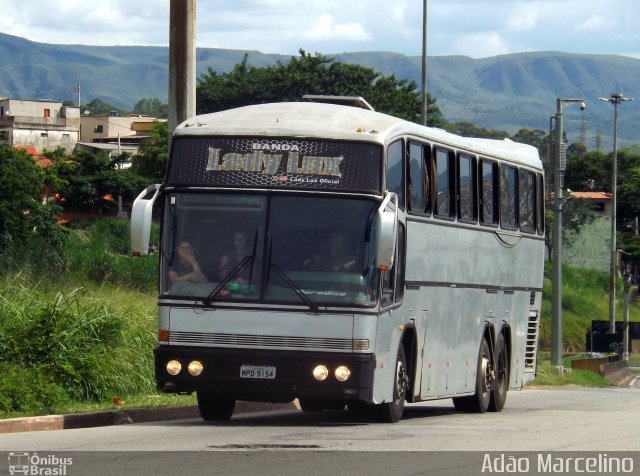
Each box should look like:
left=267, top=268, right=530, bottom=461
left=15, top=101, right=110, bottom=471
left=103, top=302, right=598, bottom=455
left=65, top=218, right=159, bottom=291
left=0, top=364, right=70, bottom=415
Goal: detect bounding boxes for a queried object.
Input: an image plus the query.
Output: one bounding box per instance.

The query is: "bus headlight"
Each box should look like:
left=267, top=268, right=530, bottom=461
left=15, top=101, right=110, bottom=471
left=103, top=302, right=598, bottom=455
left=188, top=361, right=204, bottom=376
left=335, top=366, right=351, bottom=382
left=312, top=365, right=329, bottom=381
left=166, top=360, right=182, bottom=376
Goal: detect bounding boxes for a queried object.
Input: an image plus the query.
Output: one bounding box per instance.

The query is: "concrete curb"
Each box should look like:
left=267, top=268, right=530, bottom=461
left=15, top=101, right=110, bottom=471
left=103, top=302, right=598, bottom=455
left=0, top=401, right=298, bottom=434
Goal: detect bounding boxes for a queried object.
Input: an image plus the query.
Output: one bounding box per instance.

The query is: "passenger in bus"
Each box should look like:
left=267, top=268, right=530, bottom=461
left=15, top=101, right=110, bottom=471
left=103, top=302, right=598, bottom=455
left=168, top=241, right=208, bottom=284
left=219, top=231, right=251, bottom=282
left=304, top=230, right=356, bottom=272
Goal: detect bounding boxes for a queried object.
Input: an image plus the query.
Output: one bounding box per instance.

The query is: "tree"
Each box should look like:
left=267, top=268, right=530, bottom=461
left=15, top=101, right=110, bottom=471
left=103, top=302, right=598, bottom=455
left=131, top=121, right=169, bottom=180
left=54, top=149, right=148, bottom=217
left=82, top=98, right=129, bottom=116
left=0, top=146, right=62, bottom=256
left=197, top=50, right=445, bottom=127
left=133, top=97, right=168, bottom=119
left=445, top=121, right=509, bottom=139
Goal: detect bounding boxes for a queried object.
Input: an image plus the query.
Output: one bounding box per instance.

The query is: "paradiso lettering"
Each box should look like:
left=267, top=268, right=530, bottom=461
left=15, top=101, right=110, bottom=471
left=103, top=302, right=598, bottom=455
left=206, top=145, right=343, bottom=178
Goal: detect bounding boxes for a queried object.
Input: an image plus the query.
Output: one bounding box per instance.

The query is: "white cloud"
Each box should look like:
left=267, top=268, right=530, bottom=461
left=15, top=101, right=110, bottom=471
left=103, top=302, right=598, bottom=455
left=303, top=14, right=371, bottom=42
left=575, top=15, right=616, bottom=32
left=506, top=5, right=540, bottom=31
left=453, top=32, right=510, bottom=58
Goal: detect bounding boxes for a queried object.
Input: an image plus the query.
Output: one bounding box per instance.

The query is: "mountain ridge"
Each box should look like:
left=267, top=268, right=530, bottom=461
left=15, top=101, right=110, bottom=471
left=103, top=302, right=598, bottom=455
left=1, top=32, right=639, bottom=145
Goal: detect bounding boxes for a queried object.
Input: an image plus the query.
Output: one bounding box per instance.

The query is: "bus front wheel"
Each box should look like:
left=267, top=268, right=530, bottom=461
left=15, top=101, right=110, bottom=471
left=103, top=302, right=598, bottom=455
left=197, top=391, right=235, bottom=421
left=372, top=346, right=408, bottom=423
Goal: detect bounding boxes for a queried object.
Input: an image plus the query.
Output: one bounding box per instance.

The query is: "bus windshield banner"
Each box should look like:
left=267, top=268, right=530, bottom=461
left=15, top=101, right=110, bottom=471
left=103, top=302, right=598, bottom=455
left=167, top=137, right=382, bottom=193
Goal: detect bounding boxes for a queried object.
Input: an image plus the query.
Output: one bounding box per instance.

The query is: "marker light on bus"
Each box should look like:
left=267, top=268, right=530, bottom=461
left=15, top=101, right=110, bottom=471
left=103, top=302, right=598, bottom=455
left=157, top=330, right=169, bottom=342
left=312, top=365, right=329, bottom=381
left=352, top=339, right=369, bottom=351
left=334, top=366, right=351, bottom=382
left=188, top=361, right=204, bottom=376
left=166, top=360, right=182, bottom=376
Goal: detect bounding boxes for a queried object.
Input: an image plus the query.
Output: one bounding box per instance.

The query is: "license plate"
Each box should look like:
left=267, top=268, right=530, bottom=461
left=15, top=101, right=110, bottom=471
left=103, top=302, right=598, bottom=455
left=240, top=365, right=276, bottom=379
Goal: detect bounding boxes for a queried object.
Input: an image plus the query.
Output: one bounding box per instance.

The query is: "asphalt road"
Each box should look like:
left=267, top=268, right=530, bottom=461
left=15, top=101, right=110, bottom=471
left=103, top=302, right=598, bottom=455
left=1, top=385, right=639, bottom=475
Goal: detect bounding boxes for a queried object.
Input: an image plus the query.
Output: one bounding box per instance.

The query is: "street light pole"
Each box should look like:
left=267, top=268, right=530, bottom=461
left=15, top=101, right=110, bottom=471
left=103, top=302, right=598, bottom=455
left=420, top=0, right=428, bottom=126
left=551, top=97, right=585, bottom=369
left=598, top=93, right=636, bottom=334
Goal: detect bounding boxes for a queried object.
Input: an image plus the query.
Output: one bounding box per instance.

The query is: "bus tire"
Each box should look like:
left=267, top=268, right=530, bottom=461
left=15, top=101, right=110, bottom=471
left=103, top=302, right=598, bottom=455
left=453, top=338, right=491, bottom=413
left=372, top=346, right=408, bottom=423
left=489, top=333, right=509, bottom=412
left=197, top=391, right=235, bottom=421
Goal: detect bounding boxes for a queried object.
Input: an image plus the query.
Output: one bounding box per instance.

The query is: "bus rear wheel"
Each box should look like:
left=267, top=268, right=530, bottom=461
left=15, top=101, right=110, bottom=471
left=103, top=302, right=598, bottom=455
left=197, top=391, right=235, bottom=421
left=453, top=338, right=492, bottom=413
left=489, top=333, right=508, bottom=412
left=372, top=346, right=408, bottom=423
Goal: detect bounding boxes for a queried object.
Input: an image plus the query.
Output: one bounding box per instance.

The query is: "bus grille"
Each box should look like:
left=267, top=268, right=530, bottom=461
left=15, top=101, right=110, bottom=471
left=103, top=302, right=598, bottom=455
left=169, top=331, right=353, bottom=350
left=525, top=311, right=540, bottom=369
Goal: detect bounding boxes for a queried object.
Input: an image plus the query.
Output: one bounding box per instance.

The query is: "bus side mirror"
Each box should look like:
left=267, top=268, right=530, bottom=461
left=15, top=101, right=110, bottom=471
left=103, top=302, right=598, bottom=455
left=131, top=184, right=161, bottom=256
left=375, top=192, right=398, bottom=270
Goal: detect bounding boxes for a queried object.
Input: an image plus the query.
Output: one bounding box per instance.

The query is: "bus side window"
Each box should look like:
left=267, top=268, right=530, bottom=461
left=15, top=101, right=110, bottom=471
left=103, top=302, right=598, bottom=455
left=381, top=222, right=405, bottom=306
left=500, top=165, right=518, bottom=230
left=536, top=173, right=545, bottom=235
left=519, top=170, right=536, bottom=233
left=387, top=140, right=405, bottom=211
left=479, top=159, right=499, bottom=226
left=434, top=148, right=454, bottom=219
left=408, top=142, right=429, bottom=214
left=457, top=153, right=476, bottom=222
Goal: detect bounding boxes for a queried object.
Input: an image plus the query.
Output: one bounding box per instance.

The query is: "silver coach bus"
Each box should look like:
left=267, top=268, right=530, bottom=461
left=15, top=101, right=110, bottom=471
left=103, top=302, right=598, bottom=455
left=131, top=97, right=544, bottom=423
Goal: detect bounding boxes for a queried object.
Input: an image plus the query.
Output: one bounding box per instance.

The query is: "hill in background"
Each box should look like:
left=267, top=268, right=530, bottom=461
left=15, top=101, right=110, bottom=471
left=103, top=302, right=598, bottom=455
left=1, top=32, right=639, bottom=147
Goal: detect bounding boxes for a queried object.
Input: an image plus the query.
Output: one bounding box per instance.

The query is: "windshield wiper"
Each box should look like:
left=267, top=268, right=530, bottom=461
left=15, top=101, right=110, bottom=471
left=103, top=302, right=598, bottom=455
left=203, top=255, right=253, bottom=306
left=270, top=263, right=319, bottom=314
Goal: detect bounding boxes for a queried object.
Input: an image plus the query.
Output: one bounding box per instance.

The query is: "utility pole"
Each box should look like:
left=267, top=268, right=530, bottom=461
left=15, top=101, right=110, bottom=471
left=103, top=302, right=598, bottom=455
left=598, top=93, right=636, bottom=334
left=420, top=0, right=428, bottom=126
left=168, top=0, right=196, bottom=140
left=551, top=97, right=585, bottom=369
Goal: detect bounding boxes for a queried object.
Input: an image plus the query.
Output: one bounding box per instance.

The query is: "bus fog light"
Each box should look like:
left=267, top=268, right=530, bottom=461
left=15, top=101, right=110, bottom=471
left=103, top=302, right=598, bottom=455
left=166, top=360, right=182, bottom=376
left=313, top=365, right=329, bottom=381
left=188, top=361, right=204, bottom=376
left=335, top=366, right=351, bottom=382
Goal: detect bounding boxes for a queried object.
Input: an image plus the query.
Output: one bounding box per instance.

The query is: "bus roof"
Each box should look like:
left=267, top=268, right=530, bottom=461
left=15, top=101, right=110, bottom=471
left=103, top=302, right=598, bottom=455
left=175, top=102, right=542, bottom=169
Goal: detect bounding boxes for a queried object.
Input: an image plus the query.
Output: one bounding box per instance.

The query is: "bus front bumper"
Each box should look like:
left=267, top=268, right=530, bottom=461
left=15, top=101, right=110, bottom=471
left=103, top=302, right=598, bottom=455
left=154, top=346, right=375, bottom=403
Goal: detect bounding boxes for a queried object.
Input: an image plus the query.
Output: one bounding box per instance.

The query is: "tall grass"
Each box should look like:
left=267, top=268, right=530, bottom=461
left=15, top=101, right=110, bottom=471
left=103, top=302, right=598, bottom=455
left=0, top=274, right=157, bottom=416
left=539, top=262, right=640, bottom=351
left=0, top=218, right=160, bottom=417
left=65, top=218, right=159, bottom=291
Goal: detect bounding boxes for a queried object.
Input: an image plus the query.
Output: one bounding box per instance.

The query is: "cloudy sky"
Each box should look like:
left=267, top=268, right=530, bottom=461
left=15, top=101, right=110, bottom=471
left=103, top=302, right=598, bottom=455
left=1, top=0, right=639, bottom=59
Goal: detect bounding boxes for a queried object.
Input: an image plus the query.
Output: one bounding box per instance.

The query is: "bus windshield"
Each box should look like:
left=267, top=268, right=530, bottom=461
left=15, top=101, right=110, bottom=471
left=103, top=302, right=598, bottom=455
left=161, top=193, right=379, bottom=308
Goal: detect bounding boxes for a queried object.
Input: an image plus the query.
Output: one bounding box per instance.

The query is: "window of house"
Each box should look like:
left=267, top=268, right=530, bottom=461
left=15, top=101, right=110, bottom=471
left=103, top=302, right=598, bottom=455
left=434, top=148, right=454, bottom=219
left=94, top=125, right=104, bottom=133
left=500, top=165, right=518, bottom=229
left=458, top=153, right=476, bottom=222
left=386, top=140, right=405, bottom=210
left=40, top=132, right=48, bottom=137
left=43, top=109, right=50, bottom=118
